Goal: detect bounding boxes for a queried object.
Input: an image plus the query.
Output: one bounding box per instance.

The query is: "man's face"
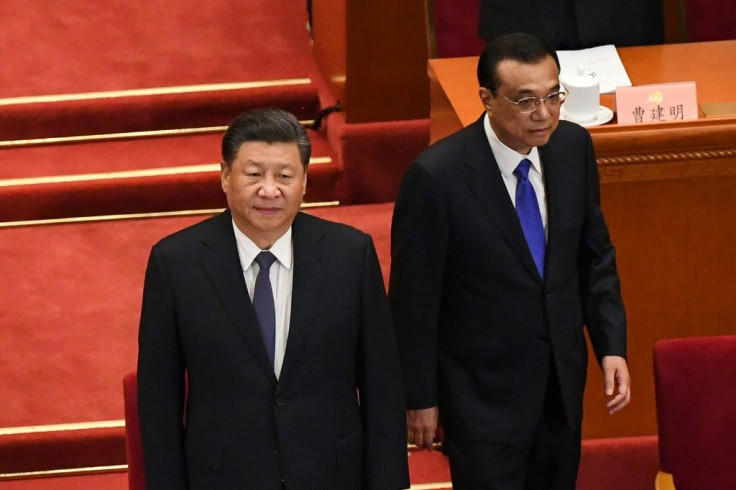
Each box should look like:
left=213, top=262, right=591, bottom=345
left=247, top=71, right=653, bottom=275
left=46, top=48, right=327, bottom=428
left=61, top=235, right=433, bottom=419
left=480, top=56, right=561, bottom=155
left=221, top=141, right=307, bottom=249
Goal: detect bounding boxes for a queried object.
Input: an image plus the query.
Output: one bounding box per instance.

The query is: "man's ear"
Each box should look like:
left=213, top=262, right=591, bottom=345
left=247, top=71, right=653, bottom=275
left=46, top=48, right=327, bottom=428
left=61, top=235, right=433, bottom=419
left=220, top=162, right=230, bottom=193
left=479, top=87, right=493, bottom=111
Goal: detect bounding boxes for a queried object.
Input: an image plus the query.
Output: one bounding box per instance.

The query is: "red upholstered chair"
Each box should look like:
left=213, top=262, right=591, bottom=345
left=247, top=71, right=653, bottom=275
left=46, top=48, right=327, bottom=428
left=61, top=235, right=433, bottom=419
left=577, top=436, right=660, bottom=490
left=123, top=372, right=146, bottom=490
left=653, top=335, right=736, bottom=490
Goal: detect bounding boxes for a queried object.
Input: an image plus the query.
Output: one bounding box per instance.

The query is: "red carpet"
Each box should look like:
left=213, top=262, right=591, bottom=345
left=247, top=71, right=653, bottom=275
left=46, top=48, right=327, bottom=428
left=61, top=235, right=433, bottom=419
left=0, top=0, right=342, bottom=224
left=0, top=0, right=314, bottom=98
left=0, top=1, right=430, bottom=224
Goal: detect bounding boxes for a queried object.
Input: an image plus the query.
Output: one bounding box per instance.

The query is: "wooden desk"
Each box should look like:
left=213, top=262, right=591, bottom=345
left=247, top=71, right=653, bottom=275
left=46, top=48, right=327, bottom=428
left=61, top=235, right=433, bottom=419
left=429, top=41, right=736, bottom=439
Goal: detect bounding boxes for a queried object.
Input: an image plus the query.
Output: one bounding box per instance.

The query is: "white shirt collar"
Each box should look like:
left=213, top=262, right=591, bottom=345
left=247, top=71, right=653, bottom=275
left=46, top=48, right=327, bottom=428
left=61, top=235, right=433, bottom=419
left=231, top=223, right=293, bottom=271
left=483, top=113, right=543, bottom=179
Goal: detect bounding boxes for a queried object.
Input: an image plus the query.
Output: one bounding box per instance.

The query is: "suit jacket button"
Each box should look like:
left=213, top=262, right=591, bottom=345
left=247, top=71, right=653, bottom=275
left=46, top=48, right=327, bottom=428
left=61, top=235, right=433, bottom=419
left=272, top=449, right=281, bottom=460
left=275, top=396, right=285, bottom=406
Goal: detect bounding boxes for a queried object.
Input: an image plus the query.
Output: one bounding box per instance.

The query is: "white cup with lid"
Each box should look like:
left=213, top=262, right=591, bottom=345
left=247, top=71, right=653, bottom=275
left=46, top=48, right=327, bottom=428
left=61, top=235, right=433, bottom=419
left=560, top=66, right=600, bottom=124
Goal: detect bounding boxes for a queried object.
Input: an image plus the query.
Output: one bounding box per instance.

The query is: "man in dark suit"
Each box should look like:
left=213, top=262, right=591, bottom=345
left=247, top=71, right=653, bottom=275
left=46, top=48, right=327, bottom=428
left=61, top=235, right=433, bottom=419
left=137, top=108, right=409, bottom=490
left=389, top=33, right=630, bottom=489
left=479, top=0, right=664, bottom=49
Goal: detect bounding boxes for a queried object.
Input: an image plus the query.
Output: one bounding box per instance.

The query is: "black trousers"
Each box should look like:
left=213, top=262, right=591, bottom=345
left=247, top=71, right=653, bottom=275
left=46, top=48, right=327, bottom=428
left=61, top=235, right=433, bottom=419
left=445, top=366, right=581, bottom=490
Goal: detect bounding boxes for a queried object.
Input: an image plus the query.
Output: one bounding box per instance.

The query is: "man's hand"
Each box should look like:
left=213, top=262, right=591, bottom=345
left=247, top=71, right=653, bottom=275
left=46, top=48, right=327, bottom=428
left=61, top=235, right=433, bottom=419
left=407, top=407, right=440, bottom=451
left=602, top=355, right=631, bottom=415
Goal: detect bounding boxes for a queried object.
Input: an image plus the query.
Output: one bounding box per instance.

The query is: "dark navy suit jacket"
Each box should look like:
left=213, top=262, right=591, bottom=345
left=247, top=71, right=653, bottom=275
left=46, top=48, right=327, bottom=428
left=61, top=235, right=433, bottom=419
left=390, top=116, right=626, bottom=443
left=138, top=210, right=409, bottom=489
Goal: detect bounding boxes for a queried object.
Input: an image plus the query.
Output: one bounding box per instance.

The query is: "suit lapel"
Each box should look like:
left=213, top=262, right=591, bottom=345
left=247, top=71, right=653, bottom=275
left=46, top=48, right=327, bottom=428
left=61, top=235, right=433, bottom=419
left=200, top=211, right=277, bottom=383
left=539, top=136, right=565, bottom=281
left=463, top=116, right=543, bottom=281
left=278, top=212, right=326, bottom=385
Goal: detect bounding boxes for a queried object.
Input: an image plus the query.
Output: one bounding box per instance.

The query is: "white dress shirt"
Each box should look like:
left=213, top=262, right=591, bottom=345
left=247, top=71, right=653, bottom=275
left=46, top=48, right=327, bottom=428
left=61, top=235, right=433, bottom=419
left=483, top=113, right=548, bottom=237
left=232, top=222, right=293, bottom=379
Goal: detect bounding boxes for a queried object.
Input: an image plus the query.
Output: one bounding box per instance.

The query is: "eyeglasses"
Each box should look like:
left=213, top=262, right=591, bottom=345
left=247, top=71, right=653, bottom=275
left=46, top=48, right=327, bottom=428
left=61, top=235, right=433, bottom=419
left=496, top=88, right=568, bottom=113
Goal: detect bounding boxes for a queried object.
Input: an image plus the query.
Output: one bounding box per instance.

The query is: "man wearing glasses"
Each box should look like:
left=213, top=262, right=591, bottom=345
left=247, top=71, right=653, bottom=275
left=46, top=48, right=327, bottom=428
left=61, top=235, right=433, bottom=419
left=389, top=33, right=630, bottom=489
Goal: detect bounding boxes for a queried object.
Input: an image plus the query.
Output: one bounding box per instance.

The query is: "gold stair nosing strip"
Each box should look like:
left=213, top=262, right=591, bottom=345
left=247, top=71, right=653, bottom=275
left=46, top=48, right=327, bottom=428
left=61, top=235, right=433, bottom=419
left=0, top=202, right=341, bottom=229
left=0, top=419, right=426, bottom=441
left=0, top=157, right=333, bottom=187
left=0, top=120, right=316, bottom=148
left=0, top=465, right=128, bottom=481
left=0, top=126, right=228, bottom=148
left=0, top=164, right=222, bottom=187
left=0, top=419, right=431, bottom=442
left=409, top=484, right=454, bottom=490
left=0, top=420, right=125, bottom=437
left=408, top=442, right=442, bottom=452
left=0, top=78, right=312, bottom=106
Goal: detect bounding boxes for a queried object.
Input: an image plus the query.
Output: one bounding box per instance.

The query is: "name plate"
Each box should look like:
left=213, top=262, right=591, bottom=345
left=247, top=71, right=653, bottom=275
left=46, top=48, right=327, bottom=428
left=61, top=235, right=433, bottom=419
left=615, top=82, right=698, bottom=124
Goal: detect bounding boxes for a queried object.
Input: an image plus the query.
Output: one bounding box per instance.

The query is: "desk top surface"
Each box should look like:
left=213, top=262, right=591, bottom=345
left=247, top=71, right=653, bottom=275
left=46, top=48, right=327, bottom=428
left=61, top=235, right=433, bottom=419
left=429, top=40, right=736, bottom=128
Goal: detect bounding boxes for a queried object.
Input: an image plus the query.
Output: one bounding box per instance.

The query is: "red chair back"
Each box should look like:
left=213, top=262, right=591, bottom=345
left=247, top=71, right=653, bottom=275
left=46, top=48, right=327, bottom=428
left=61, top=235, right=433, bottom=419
left=123, top=372, right=146, bottom=490
left=653, top=335, right=736, bottom=490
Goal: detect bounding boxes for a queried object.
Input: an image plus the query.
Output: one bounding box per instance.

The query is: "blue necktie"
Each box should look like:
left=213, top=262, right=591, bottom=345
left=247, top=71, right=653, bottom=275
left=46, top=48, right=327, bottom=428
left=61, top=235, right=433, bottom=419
left=514, top=158, right=546, bottom=277
left=253, top=251, right=277, bottom=366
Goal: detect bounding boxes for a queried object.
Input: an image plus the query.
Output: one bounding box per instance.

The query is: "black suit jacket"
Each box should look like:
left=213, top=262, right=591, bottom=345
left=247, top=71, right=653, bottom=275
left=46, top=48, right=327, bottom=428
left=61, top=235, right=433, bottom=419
left=389, top=116, right=626, bottom=443
left=138, top=210, right=409, bottom=490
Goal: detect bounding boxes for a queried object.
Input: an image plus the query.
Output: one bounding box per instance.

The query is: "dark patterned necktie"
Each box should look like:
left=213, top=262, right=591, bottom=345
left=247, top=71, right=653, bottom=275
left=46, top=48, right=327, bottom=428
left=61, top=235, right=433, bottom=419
left=253, top=251, right=277, bottom=366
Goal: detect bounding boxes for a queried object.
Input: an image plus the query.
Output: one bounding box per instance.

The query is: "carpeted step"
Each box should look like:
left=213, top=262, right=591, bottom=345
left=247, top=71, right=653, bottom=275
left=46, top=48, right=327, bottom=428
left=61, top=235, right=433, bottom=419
left=0, top=424, right=125, bottom=475
left=1, top=0, right=321, bottom=141
left=0, top=471, right=127, bottom=489
left=0, top=0, right=316, bottom=100
left=0, top=126, right=341, bottom=223
left=0, top=80, right=321, bottom=141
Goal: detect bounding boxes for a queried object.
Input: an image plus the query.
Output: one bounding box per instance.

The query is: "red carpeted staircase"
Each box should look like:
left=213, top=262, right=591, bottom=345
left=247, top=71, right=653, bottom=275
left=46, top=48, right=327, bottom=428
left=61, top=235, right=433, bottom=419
left=0, top=71, right=348, bottom=221
left=1, top=1, right=659, bottom=489
left=0, top=1, right=340, bottom=485
left=0, top=0, right=425, bottom=475
left=0, top=122, right=341, bottom=222
left=0, top=0, right=430, bottom=224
